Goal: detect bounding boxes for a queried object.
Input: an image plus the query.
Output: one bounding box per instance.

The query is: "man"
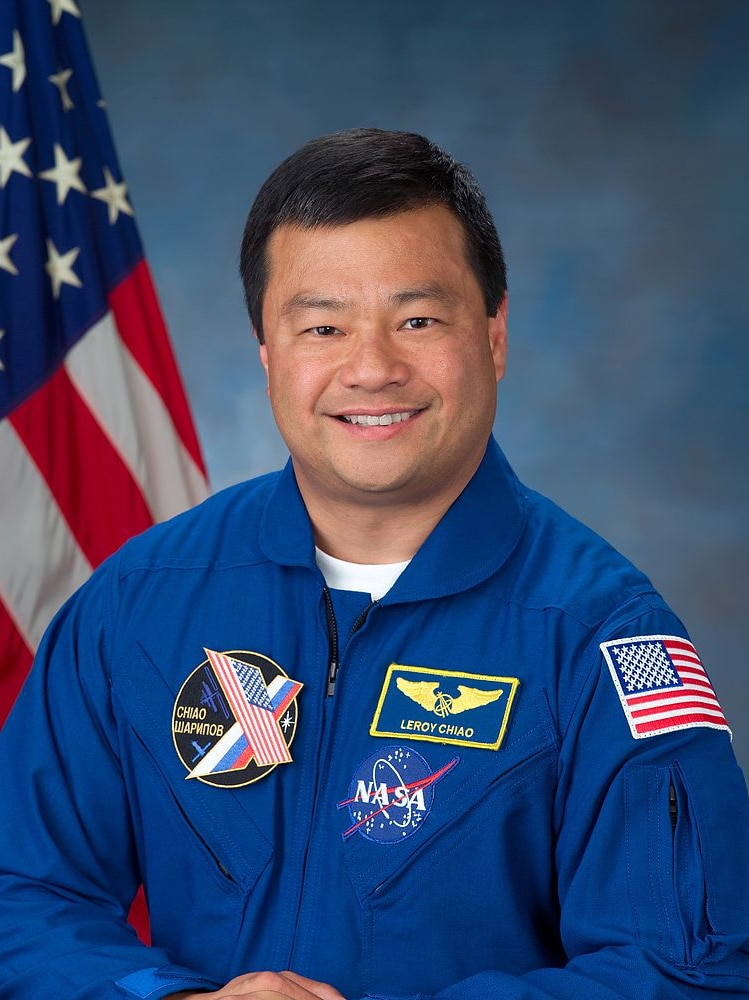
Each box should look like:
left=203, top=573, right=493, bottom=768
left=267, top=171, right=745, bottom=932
left=0, top=129, right=748, bottom=1000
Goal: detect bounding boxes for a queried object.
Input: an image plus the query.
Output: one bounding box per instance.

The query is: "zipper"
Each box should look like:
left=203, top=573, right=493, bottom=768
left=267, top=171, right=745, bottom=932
left=323, top=588, right=339, bottom=696
left=667, top=771, right=692, bottom=963
left=668, top=780, right=678, bottom=833
left=133, top=730, right=235, bottom=884
left=287, top=588, right=374, bottom=966
left=323, top=586, right=376, bottom=696
left=165, top=777, right=235, bottom=883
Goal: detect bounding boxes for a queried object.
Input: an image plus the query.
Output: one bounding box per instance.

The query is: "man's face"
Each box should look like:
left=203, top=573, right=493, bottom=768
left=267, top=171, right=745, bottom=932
left=259, top=204, right=507, bottom=517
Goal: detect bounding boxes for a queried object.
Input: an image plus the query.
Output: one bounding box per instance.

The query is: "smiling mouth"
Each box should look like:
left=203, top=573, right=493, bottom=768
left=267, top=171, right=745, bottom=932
left=337, top=410, right=421, bottom=426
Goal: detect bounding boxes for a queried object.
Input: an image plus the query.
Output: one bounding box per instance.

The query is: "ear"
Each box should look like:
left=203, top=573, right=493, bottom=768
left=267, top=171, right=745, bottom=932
left=488, top=294, right=508, bottom=383
left=258, top=342, right=270, bottom=395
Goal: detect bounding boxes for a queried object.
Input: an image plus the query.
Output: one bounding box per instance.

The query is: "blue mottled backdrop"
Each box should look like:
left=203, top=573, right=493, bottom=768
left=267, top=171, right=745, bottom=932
left=83, top=0, right=749, bottom=768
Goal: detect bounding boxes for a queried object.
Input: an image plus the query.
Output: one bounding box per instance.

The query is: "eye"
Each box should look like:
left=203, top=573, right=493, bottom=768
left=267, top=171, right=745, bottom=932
left=307, top=325, right=339, bottom=336
left=402, top=317, right=434, bottom=330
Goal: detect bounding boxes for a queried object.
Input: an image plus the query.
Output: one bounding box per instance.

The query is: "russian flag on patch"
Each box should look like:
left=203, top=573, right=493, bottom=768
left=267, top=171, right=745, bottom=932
left=600, top=634, right=731, bottom=740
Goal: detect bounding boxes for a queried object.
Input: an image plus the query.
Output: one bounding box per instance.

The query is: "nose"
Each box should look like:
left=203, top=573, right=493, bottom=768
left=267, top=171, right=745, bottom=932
left=338, top=330, right=410, bottom=392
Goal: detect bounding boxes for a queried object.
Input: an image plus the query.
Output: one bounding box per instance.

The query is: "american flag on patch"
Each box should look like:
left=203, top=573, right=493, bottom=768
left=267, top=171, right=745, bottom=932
left=204, top=649, right=295, bottom=766
left=188, top=666, right=302, bottom=779
left=0, top=2, right=209, bottom=724
left=601, top=634, right=731, bottom=740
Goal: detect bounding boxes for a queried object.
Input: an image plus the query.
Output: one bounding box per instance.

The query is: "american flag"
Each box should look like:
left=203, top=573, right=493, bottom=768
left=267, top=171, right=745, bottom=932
left=205, top=649, right=295, bottom=766
left=0, top=1, right=209, bottom=725
left=188, top=670, right=303, bottom=779
left=601, top=634, right=730, bottom=740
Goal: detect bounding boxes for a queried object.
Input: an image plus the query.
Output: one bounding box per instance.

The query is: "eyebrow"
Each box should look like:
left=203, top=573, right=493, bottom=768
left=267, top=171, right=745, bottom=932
left=280, top=284, right=459, bottom=319
left=280, top=294, right=348, bottom=318
left=387, top=284, right=459, bottom=308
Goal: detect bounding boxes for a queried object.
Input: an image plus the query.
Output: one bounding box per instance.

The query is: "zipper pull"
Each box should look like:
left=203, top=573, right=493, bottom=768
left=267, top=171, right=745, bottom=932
left=327, top=658, right=339, bottom=697
left=668, top=781, right=678, bottom=832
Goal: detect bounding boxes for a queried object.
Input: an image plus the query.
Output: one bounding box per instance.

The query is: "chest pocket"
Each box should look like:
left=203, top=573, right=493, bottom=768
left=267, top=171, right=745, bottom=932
left=341, top=691, right=562, bottom=997
left=112, top=643, right=274, bottom=977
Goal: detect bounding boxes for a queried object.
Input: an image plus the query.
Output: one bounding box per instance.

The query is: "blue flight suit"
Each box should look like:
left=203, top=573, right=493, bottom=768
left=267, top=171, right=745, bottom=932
left=1, top=438, right=748, bottom=999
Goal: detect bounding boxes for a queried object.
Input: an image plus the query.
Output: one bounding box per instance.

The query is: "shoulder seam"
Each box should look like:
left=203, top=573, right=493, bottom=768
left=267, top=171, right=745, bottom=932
left=117, top=554, right=272, bottom=583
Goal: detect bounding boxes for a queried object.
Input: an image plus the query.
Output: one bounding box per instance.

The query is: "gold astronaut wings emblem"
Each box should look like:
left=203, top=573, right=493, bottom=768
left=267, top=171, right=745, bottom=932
left=396, top=677, right=504, bottom=717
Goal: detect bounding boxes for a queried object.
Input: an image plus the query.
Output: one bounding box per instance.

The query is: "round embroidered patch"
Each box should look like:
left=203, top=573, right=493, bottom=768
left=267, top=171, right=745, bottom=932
left=337, top=745, right=459, bottom=844
left=172, top=648, right=303, bottom=788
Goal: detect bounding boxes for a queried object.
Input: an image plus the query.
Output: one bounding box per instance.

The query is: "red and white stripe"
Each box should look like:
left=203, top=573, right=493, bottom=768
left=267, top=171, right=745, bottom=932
left=205, top=649, right=292, bottom=766
left=628, top=638, right=729, bottom=735
left=0, top=261, right=209, bottom=723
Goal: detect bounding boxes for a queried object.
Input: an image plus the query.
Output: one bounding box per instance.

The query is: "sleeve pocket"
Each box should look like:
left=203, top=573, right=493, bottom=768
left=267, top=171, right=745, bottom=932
left=625, top=755, right=749, bottom=968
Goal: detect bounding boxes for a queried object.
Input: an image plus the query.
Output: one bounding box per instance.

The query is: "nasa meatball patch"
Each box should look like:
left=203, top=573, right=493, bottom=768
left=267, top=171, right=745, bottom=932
left=172, top=648, right=303, bottom=787
left=370, top=663, right=519, bottom=750
left=337, top=745, right=459, bottom=844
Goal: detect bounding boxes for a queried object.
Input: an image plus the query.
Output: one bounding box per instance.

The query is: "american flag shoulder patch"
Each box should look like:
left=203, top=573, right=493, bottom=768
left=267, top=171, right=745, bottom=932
left=600, top=634, right=731, bottom=740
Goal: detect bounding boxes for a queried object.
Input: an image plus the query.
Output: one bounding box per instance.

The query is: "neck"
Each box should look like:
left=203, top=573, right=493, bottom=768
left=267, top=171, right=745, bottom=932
left=296, top=478, right=473, bottom=564
left=312, top=504, right=441, bottom=563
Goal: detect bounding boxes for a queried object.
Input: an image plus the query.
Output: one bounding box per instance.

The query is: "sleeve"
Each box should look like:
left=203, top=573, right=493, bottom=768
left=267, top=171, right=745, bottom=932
left=0, top=559, right=221, bottom=1000
left=362, top=602, right=749, bottom=1000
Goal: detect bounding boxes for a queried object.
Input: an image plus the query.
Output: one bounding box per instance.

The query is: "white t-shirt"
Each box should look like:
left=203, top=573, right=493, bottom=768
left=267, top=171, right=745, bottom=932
left=315, top=547, right=410, bottom=600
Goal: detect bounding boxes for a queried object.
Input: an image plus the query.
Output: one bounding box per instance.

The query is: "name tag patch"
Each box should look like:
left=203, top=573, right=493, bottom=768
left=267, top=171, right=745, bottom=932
left=370, top=663, right=519, bottom=750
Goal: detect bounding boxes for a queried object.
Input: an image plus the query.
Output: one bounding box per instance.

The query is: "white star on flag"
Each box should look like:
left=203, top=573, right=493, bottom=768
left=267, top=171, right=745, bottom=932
left=0, top=234, right=19, bottom=276
left=0, top=30, right=26, bottom=93
left=0, top=127, right=32, bottom=187
left=49, top=68, right=74, bottom=111
left=47, top=0, right=81, bottom=25
left=91, top=167, right=134, bottom=224
left=45, top=238, right=82, bottom=298
left=39, top=143, right=87, bottom=204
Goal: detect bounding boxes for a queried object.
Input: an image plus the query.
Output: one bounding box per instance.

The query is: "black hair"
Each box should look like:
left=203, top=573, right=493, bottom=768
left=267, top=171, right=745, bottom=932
left=239, top=128, right=507, bottom=342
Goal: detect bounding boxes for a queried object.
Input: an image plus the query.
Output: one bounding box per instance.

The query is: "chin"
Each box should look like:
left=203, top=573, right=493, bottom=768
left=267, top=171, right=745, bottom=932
left=337, top=472, right=416, bottom=498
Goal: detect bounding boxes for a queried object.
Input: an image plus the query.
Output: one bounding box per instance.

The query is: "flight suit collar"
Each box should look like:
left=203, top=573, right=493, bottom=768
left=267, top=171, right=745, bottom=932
left=260, top=436, right=527, bottom=600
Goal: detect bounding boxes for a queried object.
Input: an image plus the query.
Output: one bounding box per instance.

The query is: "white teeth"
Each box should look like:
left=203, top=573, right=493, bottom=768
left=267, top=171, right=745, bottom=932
left=341, top=411, right=416, bottom=426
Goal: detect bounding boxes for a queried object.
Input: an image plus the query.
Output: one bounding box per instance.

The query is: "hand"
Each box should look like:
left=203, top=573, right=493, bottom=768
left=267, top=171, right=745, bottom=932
left=169, top=969, right=345, bottom=1000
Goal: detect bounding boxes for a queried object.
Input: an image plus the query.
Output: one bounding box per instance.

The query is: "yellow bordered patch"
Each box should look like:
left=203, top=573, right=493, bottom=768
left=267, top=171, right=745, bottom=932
left=370, top=663, right=519, bottom=750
